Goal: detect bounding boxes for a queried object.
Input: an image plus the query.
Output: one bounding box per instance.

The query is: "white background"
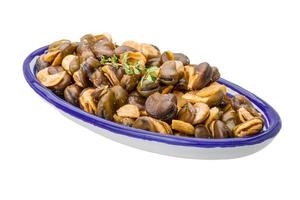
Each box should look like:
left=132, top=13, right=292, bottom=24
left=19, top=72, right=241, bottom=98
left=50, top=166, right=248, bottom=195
left=0, top=0, right=299, bottom=199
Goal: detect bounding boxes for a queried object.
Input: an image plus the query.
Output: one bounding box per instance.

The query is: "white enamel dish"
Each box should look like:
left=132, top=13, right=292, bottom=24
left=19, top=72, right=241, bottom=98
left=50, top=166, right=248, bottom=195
left=23, top=46, right=282, bottom=159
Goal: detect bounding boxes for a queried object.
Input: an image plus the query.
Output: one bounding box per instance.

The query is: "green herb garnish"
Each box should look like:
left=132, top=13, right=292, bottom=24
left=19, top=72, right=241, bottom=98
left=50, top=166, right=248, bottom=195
left=110, top=54, right=118, bottom=65
left=122, top=52, right=145, bottom=75
left=100, top=55, right=120, bottom=68
left=140, top=66, right=159, bottom=86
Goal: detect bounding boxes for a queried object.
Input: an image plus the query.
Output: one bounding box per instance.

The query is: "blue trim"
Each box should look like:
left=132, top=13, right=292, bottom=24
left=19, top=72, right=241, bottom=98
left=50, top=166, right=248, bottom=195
left=23, top=46, right=282, bottom=148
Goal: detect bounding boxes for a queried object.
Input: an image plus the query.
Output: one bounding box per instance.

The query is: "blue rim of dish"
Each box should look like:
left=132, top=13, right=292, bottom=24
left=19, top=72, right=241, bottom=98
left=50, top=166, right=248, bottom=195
left=23, top=46, right=282, bottom=148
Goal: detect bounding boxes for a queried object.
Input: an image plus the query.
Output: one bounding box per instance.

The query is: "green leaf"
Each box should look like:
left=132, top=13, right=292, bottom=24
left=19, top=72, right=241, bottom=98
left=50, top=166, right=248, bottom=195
left=100, top=55, right=108, bottom=65
left=125, top=67, right=133, bottom=75
left=99, top=54, right=120, bottom=68
left=111, top=54, right=118, bottom=64
left=123, top=53, right=147, bottom=75
left=123, top=53, right=135, bottom=75
left=139, top=66, right=159, bottom=87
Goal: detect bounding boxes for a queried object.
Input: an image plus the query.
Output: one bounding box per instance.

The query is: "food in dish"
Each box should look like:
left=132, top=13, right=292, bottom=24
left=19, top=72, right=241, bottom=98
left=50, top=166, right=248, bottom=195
left=36, top=33, right=264, bottom=139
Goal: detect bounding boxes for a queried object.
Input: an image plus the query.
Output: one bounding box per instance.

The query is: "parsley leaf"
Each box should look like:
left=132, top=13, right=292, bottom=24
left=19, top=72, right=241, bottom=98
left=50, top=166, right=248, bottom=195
left=111, top=54, right=118, bottom=64
left=140, top=66, right=159, bottom=87
left=122, top=52, right=145, bottom=75
left=100, top=54, right=120, bottom=68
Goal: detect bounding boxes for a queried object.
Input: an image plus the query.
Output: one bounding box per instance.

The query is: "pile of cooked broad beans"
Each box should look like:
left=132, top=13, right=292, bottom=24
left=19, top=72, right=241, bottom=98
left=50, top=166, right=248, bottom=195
left=36, top=33, right=264, bottom=139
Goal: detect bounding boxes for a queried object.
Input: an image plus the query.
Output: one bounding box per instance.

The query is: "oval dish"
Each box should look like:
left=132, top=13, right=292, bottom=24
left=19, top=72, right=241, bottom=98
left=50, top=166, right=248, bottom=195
left=23, top=46, right=282, bottom=159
